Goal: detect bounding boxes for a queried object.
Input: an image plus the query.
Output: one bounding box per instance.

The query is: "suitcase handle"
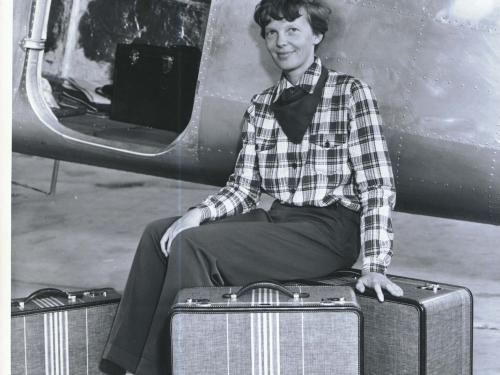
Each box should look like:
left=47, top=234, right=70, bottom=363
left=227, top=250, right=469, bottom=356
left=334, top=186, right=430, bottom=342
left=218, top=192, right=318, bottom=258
left=225, top=281, right=310, bottom=300
left=12, top=288, right=115, bottom=310
left=23, top=288, right=69, bottom=303
left=12, top=288, right=69, bottom=309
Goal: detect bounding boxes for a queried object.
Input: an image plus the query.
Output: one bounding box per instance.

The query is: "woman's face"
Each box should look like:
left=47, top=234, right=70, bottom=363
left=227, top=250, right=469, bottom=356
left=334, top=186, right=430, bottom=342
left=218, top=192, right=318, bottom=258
left=264, top=11, right=322, bottom=83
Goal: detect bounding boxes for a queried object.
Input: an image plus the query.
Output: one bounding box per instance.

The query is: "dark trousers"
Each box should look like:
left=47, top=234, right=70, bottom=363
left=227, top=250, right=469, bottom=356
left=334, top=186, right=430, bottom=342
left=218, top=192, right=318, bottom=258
left=100, top=201, right=360, bottom=375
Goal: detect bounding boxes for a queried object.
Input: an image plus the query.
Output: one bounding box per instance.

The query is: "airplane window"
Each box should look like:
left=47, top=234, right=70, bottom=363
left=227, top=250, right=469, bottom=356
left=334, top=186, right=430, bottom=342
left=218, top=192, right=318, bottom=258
left=40, top=0, right=210, bottom=152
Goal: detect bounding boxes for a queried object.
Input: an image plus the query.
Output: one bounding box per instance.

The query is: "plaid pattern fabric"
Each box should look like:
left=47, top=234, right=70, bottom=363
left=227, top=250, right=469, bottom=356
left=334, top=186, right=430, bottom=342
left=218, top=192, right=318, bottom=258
left=197, top=58, right=396, bottom=274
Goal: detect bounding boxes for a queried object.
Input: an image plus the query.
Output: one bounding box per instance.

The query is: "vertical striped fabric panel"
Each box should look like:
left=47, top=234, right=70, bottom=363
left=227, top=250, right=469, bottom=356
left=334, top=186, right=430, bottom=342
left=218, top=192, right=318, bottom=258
left=250, top=288, right=283, bottom=375
left=11, top=301, right=118, bottom=375
left=171, top=287, right=360, bottom=375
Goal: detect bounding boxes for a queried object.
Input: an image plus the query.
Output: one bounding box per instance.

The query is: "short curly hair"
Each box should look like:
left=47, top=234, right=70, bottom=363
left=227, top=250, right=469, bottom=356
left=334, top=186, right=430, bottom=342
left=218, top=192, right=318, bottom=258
left=254, top=0, right=331, bottom=39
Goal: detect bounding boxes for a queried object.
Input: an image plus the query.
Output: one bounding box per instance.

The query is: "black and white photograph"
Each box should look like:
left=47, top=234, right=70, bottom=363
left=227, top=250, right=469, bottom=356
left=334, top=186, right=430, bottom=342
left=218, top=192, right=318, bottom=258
left=6, top=0, right=500, bottom=374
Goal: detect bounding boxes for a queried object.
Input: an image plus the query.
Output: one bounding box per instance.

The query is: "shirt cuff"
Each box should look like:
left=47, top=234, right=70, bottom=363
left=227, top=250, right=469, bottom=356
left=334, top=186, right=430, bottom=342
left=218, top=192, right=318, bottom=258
left=362, top=255, right=390, bottom=275
left=189, top=204, right=212, bottom=223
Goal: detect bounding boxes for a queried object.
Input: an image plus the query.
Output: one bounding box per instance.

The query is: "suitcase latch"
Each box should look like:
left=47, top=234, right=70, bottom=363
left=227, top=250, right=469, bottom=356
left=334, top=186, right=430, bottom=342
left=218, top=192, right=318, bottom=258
left=320, top=297, right=346, bottom=306
left=129, top=50, right=140, bottom=66
left=161, top=55, right=174, bottom=74
left=81, top=290, right=108, bottom=298
left=418, top=283, right=442, bottom=293
left=186, top=298, right=211, bottom=307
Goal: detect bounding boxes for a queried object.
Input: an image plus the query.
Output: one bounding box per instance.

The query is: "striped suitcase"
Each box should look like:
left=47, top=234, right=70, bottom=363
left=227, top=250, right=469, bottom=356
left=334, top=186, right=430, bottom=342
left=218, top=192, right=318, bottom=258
left=11, top=288, right=120, bottom=375
left=169, top=282, right=363, bottom=375
left=317, top=270, right=473, bottom=375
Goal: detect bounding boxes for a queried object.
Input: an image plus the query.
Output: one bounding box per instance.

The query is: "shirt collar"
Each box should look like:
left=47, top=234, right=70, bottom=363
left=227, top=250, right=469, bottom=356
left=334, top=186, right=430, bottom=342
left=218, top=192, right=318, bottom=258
left=273, top=56, right=323, bottom=103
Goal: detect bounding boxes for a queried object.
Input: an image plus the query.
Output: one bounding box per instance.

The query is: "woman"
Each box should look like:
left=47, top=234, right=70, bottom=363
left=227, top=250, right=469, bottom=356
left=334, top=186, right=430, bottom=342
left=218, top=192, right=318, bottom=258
left=100, top=1, right=403, bottom=374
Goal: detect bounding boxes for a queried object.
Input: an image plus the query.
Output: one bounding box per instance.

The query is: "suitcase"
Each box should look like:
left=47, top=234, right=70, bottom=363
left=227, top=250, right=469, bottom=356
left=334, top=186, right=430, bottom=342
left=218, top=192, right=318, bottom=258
left=110, top=43, right=201, bottom=132
left=169, top=282, right=363, bottom=375
left=316, top=270, right=473, bottom=375
left=11, top=287, right=121, bottom=375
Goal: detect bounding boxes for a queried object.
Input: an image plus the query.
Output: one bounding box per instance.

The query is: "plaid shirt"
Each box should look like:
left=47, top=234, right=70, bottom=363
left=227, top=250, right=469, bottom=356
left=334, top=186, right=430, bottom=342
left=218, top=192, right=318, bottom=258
left=197, top=57, right=396, bottom=274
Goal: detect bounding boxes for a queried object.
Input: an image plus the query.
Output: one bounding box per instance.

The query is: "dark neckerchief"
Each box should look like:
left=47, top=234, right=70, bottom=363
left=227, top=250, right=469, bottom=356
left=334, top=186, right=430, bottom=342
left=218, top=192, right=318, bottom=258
left=270, top=66, right=329, bottom=144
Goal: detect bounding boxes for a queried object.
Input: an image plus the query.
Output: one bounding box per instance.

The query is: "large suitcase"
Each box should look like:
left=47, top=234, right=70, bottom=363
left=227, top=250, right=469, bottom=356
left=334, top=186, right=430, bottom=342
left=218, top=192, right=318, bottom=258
left=111, top=43, right=201, bottom=132
left=11, top=288, right=121, bottom=375
left=169, top=282, right=363, bottom=375
left=317, top=270, right=473, bottom=375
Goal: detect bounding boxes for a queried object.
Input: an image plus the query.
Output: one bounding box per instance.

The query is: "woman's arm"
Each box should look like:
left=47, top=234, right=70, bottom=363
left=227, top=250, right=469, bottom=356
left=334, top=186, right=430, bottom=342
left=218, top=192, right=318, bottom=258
left=348, top=79, right=402, bottom=301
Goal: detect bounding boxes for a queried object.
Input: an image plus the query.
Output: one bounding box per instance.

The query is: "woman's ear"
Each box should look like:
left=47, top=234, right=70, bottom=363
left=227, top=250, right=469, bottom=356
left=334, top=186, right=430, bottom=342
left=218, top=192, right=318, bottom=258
left=313, top=33, right=324, bottom=46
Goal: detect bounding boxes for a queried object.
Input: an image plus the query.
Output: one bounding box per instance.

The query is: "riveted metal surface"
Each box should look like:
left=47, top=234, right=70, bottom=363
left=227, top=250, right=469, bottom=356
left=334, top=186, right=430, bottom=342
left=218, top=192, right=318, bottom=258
left=12, top=0, right=500, bottom=223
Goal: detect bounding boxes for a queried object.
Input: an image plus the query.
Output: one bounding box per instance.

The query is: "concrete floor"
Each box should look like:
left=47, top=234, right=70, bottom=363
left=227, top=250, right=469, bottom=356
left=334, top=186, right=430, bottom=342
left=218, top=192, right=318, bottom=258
left=11, top=153, right=500, bottom=374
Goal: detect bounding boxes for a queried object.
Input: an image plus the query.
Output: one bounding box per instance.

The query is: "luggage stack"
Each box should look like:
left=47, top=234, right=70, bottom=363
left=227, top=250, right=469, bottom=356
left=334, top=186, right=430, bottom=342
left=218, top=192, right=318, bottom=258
left=12, top=273, right=472, bottom=375
left=169, top=282, right=363, bottom=375
left=169, top=273, right=473, bottom=375
left=11, top=288, right=120, bottom=375
left=319, top=270, right=473, bottom=375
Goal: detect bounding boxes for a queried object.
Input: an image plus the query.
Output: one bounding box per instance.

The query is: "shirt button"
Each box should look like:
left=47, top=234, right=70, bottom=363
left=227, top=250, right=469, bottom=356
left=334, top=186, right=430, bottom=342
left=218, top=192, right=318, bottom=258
left=290, top=188, right=296, bottom=194
left=255, top=144, right=259, bottom=150
left=291, top=162, right=297, bottom=169
left=324, top=141, right=330, bottom=148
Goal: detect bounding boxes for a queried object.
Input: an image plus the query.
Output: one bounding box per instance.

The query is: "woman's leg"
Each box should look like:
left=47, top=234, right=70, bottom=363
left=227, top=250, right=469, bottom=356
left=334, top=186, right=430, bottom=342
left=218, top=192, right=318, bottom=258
left=100, top=216, right=179, bottom=374
left=134, top=204, right=360, bottom=375
left=100, top=210, right=273, bottom=374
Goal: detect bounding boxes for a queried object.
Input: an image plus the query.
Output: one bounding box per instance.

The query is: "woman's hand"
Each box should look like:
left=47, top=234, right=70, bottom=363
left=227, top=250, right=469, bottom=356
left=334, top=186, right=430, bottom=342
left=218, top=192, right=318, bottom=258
left=355, top=271, right=404, bottom=302
left=160, top=208, right=203, bottom=257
